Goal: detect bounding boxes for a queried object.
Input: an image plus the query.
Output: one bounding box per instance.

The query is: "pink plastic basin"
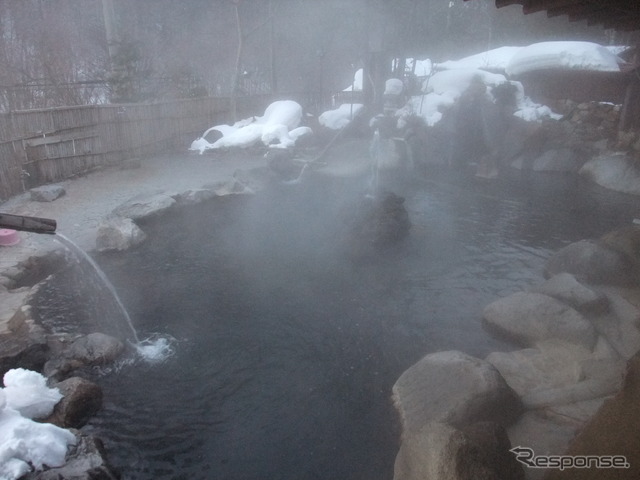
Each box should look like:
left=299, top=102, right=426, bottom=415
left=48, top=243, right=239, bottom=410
left=0, top=229, right=20, bottom=246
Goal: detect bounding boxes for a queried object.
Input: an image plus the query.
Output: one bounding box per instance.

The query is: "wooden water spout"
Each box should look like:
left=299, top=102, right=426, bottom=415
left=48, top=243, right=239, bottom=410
left=0, top=213, right=57, bottom=234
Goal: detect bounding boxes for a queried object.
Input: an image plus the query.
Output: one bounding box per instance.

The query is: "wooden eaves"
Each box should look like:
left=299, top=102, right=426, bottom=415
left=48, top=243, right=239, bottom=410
left=473, top=0, right=640, bottom=31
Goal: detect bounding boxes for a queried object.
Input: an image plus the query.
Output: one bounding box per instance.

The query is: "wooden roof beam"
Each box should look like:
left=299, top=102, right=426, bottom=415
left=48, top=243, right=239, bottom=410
left=521, top=0, right=584, bottom=15
left=546, top=3, right=606, bottom=19
left=494, top=0, right=527, bottom=8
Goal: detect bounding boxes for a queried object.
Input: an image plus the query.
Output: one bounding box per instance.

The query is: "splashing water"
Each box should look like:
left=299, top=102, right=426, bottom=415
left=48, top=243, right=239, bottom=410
left=134, top=334, right=176, bottom=364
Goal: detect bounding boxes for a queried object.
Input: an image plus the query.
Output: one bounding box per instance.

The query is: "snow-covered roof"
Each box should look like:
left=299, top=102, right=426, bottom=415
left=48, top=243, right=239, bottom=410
left=438, top=46, right=523, bottom=72
left=505, top=41, right=623, bottom=76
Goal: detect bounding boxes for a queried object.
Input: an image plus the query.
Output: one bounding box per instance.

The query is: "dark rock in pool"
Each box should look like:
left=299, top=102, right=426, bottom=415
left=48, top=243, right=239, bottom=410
left=345, top=191, right=411, bottom=258
left=46, top=376, right=103, bottom=429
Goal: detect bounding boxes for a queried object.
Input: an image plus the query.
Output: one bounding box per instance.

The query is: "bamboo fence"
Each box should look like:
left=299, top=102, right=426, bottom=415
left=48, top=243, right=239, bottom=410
left=0, top=96, right=269, bottom=200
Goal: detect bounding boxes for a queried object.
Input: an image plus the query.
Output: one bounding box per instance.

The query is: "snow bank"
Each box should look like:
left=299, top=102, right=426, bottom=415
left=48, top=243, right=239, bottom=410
left=189, top=100, right=307, bottom=153
left=319, top=103, right=364, bottom=130
left=506, top=41, right=622, bottom=76
left=1, top=369, right=75, bottom=480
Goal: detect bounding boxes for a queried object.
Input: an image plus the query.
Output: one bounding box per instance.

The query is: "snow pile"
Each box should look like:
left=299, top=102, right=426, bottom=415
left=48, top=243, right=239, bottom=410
left=438, top=46, right=522, bottom=72
left=506, top=41, right=622, bottom=76
left=319, top=103, right=364, bottom=130
left=343, top=68, right=363, bottom=92
left=190, top=100, right=308, bottom=153
left=1, top=369, right=75, bottom=480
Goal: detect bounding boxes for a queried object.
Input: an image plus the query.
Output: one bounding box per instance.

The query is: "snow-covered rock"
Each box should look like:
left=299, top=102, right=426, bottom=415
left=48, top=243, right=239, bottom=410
left=190, top=100, right=308, bottom=152
left=318, top=103, right=364, bottom=130
left=0, top=370, right=76, bottom=480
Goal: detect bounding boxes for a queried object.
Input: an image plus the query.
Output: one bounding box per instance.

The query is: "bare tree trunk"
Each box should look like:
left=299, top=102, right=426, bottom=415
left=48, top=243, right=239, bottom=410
left=230, top=1, right=243, bottom=121
left=269, top=0, right=278, bottom=95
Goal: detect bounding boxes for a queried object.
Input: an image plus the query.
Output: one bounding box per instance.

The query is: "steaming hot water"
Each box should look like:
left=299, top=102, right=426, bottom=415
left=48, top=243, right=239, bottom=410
left=35, top=168, right=638, bottom=480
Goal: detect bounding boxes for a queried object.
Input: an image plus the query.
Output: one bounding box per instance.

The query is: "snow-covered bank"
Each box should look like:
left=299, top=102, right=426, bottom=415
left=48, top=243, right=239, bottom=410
left=0, top=369, right=75, bottom=480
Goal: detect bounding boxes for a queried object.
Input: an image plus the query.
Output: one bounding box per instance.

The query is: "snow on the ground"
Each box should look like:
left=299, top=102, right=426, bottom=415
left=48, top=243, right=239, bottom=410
left=319, top=103, right=364, bottom=130
left=1, top=369, right=75, bottom=480
left=506, top=41, right=622, bottom=76
left=189, top=100, right=306, bottom=153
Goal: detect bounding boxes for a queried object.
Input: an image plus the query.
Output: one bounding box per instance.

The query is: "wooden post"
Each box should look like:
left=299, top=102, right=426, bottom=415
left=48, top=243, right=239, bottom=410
left=364, top=0, right=388, bottom=113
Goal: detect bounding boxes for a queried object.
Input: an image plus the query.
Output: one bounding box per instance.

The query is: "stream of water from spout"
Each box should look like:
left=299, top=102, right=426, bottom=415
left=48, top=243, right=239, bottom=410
left=54, top=233, right=140, bottom=344
left=54, top=233, right=176, bottom=363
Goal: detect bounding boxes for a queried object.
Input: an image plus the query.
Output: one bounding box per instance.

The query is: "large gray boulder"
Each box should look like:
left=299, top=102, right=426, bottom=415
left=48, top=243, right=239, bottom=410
left=485, top=340, right=591, bottom=398
left=44, top=333, right=124, bottom=380
left=393, top=421, right=525, bottom=480
left=46, top=376, right=103, bottom=429
left=511, top=148, right=581, bottom=172
left=30, top=184, right=66, bottom=202
left=112, top=192, right=176, bottom=220
left=544, top=239, right=639, bottom=286
left=392, top=350, right=522, bottom=434
left=482, top=292, right=597, bottom=349
left=579, top=153, right=640, bottom=195
left=529, top=273, right=608, bottom=315
left=96, top=216, right=147, bottom=252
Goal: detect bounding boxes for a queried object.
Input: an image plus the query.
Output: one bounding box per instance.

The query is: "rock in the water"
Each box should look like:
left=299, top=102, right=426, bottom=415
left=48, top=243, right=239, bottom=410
left=46, top=377, right=103, bottom=428
left=173, top=188, right=217, bottom=206
left=545, top=239, right=639, bottom=286
left=67, top=333, right=124, bottom=364
left=600, top=225, right=640, bottom=266
left=483, top=292, right=597, bottom=349
left=486, top=340, right=591, bottom=398
left=96, top=217, right=147, bottom=252
left=529, top=273, right=609, bottom=314
left=112, top=192, right=176, bottom=220
left=393, top=421, right=525, bottom=480
left=45, top=333, right=124, bottom=379
left=579, top=153, right=640, bottom=196
left=392, top=350, right=522, bottom=433
left=346, top=191, right=411, bottom=258
left=30, top=184, right=66, bottom=202
left=512, top=148, right=581, bottom=172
